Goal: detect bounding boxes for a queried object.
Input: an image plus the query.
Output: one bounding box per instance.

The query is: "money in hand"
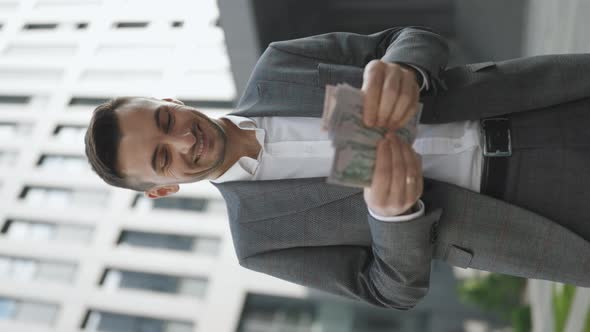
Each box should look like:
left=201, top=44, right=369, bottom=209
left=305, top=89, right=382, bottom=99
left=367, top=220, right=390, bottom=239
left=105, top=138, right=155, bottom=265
left=322, top=84, right=422, bottom=188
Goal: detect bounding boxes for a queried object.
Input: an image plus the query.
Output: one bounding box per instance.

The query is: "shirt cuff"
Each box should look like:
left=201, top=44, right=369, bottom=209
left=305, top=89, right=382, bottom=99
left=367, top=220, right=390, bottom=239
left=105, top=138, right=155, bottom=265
left=403, top=64, right=430, bottom=91
left=368, top=200, right=426, bottom=222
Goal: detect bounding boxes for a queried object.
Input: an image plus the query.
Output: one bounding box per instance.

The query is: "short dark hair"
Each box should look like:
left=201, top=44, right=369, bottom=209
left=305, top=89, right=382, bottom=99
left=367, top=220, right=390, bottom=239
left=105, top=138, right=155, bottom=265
left=84, top=97, right=155, bottom=191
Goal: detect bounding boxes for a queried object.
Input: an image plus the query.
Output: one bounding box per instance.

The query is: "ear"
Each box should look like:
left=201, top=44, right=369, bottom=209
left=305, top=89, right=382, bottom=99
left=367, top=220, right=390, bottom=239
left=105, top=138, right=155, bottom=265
left=144, top=184, right=180, bottom=199
left=162, top=98, right=184, bottom=106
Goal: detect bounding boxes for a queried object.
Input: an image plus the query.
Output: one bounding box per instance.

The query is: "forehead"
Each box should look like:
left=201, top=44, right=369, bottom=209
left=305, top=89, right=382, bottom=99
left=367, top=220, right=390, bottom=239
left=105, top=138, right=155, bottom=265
left=117, top=97, right=160, bottom=122
left=115, top=98, right=161, bottom=179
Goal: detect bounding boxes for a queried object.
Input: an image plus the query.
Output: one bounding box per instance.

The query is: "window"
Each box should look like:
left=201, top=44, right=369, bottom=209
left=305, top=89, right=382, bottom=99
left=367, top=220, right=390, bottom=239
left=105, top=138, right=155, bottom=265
left=182, top=99, right=234, bottom=109
left=82, top=311, right=193, bottom=332
left=133, top=194, right=209, bottom=213
left=79, top=70, right=161, bottom=84
left=117, top=230, right=220, bottom=255
left=2, top=219, right=93, bottom=243
left=101, top=269, right=207, bottom=297
left=95, top=44, right=173, bottom=58
left=37, top=154, right=87, bottom=172
left=0, top=122, right=32, bottom=138
left=0, top=297, right=58, bottom=326
left=113, top=22, right=149, bottom=29
left=0, top=256, right=76, bottom=283
left=0, top=95, right=31, bottom=105
left=68, top=97, right=109, bottom=106
left=35, top=0, right=101, bottom=9
left=53, top=125, right=86, bottom=143
left=0, top=151, right=17, bottom=166
left=0, top=69, right=62, bottom=86
left=23, top=23, right=58, bottom=30
left=0, top=1, right=18, bottom=11
left=3, top=44, right=77, bottom=57
left=20, top=186, right=109, bottom=209
left=238, top=294, right=315, bottom=332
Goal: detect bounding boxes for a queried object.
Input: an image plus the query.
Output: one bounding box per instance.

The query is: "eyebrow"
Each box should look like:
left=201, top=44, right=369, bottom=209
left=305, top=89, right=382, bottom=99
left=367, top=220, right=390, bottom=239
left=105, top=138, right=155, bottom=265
left=151, top=107, right=162, bottom=174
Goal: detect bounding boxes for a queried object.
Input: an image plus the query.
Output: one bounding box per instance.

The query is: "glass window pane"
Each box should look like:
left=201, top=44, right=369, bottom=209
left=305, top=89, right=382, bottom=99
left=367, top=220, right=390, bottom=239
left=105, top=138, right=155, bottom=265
left=179, top=278, right=207, bottom=298
left=44, top=189, right=70, bottom=207
left=133, top=195, right=152, bottom=212
left=0, top=299, right=16, bottom=319
left=4, top=221, right=31, bottom=239
left=0, top=151, right=17, bottom=166
left=54, top=125, right=86, bottom=143
left=29, top=222, right=54, bottom=240
left=195, top=237, right=220, bottom=255
left=15, top=302, right=57, bottom=325
left=0, top=123, right=16, bottom=138
left=22, top=187, right=108, bottom=209
left=166, top=322, right=193, bottom=332
left=152, top=197, right=209, bottom=212
left=0, top=257, right=11, bottom=275
left=96, top=312, right=163, bottom=332
left=72, top=190, right=108, bottom=208
left=12, top=259, right=37, bottom=281
left=119, top=231, right=194, bottom=252
left=36, top=262, right=75, bottom=283
left=0, top=123, right=32, bottom=139
left=38, top=155, right=86, bottom=172
left=54, top=224, right=93, bottom=242
left=84, top=311, right=192, bottom=332
left=117, top=270, right=178, bottom=294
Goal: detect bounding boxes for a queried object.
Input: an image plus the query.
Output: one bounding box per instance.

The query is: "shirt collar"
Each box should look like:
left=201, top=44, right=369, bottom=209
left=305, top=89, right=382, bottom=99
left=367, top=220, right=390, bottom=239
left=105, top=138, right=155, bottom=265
left=210, top=116, right=264, bottom=183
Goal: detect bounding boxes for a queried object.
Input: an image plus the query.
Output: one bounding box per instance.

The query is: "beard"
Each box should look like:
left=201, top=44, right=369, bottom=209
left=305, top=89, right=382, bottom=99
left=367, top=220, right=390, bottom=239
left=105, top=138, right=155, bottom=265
left=184, top=109, right=227, bottom=181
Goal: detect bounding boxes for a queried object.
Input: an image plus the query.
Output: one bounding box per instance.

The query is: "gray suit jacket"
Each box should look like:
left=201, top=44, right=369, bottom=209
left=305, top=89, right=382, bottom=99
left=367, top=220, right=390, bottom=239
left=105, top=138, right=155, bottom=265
left=213, top=27, right=590, bottom=309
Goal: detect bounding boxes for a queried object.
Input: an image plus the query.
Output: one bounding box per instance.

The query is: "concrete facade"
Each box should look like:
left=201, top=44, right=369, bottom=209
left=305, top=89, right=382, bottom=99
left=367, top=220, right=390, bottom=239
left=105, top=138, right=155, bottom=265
left=0, top=1, right=308, bottom=331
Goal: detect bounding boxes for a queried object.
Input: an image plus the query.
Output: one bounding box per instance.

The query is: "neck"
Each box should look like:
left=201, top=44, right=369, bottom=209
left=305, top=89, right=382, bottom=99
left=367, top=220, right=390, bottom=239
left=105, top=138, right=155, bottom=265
left=212, top=118, right=261, bottom=178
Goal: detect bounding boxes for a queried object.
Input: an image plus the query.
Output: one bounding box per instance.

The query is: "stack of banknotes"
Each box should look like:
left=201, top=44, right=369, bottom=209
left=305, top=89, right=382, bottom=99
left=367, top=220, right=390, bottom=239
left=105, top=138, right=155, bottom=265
left=322, top=84, right=422, bottom=188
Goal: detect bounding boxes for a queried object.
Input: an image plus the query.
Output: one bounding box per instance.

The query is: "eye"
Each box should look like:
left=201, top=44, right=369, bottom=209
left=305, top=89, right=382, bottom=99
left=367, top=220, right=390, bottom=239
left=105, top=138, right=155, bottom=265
left=160, top=148, right=169, bottom=171
left=166, top=110, right=174, bottom=133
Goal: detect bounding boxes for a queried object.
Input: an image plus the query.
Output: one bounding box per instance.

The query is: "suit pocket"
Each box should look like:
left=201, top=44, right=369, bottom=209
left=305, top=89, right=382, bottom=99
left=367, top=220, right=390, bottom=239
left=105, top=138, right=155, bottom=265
left=467, top=61, right=496, bottom=72
left=445, top=245, right=473, bottom=268
left=317, top=63, right=363, bottom=88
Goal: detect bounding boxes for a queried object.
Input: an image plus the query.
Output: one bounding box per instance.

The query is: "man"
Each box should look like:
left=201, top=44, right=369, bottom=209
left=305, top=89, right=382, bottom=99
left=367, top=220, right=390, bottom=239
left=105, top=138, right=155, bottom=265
left=85, top=27, right=590, bottom=310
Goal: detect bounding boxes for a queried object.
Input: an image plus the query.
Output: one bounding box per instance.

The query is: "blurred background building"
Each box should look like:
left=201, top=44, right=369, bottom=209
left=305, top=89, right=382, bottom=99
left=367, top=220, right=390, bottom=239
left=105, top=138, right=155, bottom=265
left=0, top=0, right=588, bottom=332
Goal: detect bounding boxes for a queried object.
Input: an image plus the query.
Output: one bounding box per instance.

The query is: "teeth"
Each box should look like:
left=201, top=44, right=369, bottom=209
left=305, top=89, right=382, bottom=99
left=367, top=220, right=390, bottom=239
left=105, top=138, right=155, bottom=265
left=195, top=129, right=204, bottom=161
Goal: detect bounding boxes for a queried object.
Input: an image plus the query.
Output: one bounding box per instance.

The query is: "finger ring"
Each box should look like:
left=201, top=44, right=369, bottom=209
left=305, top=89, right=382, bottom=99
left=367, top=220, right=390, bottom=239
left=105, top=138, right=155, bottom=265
left=406, top=177, right=415, bottom=185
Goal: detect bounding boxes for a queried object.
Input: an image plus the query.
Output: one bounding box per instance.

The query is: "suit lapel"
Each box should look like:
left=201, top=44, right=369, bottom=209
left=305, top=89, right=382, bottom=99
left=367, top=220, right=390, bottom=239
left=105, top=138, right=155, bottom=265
left=233, top=80, right=325, bottom=118
left=214, top=177, right=362, bottom=223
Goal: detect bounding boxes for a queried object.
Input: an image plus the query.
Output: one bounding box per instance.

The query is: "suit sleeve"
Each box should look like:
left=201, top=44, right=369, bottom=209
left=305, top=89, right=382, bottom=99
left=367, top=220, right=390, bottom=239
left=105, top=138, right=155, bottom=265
left=241, top=208, right=443, bottom=310
left=268, top=26, right=450, bottom=92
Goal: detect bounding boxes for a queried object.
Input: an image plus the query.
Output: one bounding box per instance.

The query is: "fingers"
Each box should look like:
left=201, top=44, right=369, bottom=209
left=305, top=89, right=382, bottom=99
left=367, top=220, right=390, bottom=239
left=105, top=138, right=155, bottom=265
left=388, top=77, right=419, bottom=129
left=362, top=60, right=420, bottom=130
left=377, top=67, right=402, bottom=127
left=362, top=60, right=384, bottom=127
left=388, top=134, right=406, bottom=208
left=398, top=139, right=422, bottom=203
left=370, top=138, right=392, bottom=207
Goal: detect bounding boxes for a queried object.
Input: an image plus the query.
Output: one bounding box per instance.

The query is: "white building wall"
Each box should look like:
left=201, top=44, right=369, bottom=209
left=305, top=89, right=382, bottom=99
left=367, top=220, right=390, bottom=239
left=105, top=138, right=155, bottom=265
left=0, top=1, right=307, bottom=332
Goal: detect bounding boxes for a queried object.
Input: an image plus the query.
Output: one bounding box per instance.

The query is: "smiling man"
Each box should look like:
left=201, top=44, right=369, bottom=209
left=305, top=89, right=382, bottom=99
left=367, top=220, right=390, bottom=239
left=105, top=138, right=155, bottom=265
left=103, top=97, right=260, bottom=197
left=85, top=26, right=590, bottom=309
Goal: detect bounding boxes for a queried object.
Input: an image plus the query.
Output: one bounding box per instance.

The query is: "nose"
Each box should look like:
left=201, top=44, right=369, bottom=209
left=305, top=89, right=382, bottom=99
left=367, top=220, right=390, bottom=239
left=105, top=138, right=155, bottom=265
left=163, top=129, right=196, bottom=154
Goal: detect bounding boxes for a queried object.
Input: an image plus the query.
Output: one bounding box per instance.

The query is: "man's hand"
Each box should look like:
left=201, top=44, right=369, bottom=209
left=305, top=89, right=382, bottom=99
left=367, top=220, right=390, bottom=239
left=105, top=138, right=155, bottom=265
left=364, top=132, right=423, bottom=217
left=362, top=60, right=420, bottom=130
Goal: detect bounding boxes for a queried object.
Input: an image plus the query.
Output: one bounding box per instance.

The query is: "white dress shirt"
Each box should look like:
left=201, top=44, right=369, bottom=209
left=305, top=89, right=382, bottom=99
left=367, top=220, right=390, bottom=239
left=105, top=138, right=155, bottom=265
left=212, top=114, right=483, bottom=222
left=212, top=67, right=483, bottom=222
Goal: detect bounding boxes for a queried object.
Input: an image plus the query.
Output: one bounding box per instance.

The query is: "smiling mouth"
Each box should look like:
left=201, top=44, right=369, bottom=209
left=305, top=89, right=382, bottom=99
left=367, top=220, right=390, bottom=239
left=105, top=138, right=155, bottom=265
left=192, top=122, right=206, bottom=163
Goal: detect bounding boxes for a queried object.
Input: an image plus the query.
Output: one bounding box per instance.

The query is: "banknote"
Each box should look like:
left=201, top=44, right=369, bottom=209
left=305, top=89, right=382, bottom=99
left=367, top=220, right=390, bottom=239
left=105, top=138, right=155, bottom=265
left=323, top=84, right=422, bottom=188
